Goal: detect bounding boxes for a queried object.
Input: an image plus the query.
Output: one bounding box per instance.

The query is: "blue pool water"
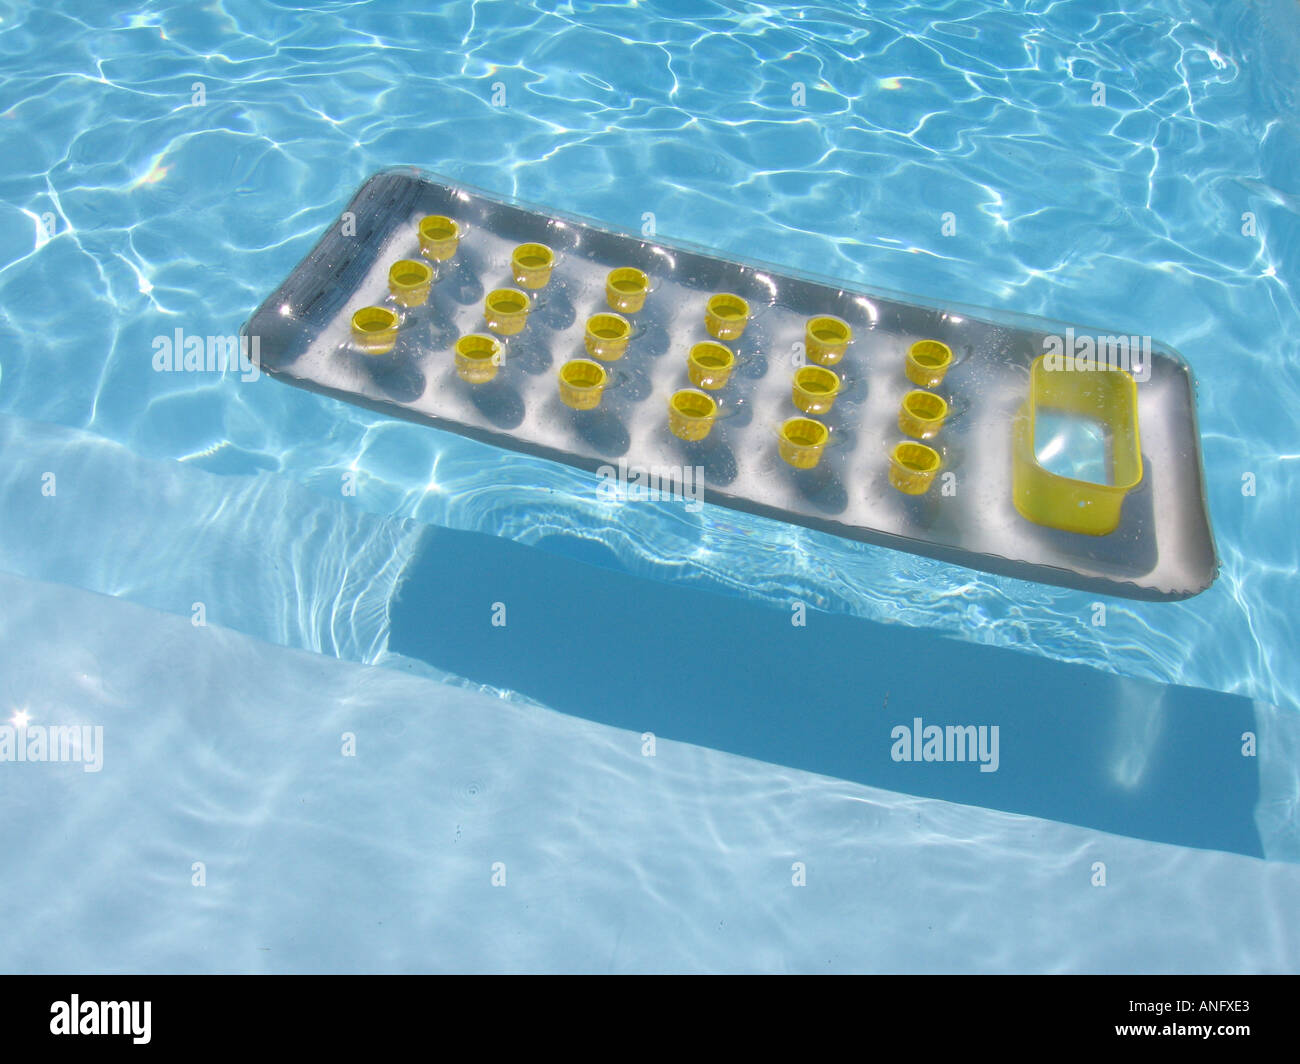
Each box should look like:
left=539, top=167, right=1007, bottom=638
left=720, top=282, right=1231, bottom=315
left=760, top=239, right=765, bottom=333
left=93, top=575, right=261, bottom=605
left=1, top=0, right=1299, bottom=972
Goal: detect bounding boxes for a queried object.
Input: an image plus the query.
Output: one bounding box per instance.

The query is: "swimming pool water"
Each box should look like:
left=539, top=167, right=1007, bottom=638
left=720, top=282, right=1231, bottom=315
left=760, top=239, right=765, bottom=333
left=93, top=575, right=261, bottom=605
left=4, top=0, right=1298, bottom=704
left=1, top=0, right=1299, bottom=972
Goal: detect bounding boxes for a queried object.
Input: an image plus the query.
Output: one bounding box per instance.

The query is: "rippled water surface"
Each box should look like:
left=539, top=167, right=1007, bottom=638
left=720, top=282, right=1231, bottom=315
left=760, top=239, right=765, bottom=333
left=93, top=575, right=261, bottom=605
left=1, top=0, right=1299, bottom=972
left=2, top=0, right=1298, bottom=701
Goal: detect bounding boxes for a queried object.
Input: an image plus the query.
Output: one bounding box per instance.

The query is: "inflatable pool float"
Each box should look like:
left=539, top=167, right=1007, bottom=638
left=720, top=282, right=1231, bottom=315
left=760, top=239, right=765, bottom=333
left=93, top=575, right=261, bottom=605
left=243, top=167, right=1218, bottom=601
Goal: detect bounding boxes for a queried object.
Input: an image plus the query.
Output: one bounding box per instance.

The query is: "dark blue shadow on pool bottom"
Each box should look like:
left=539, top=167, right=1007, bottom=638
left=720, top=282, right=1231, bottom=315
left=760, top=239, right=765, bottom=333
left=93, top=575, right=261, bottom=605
left=390, top=526, right=1262, bottom=858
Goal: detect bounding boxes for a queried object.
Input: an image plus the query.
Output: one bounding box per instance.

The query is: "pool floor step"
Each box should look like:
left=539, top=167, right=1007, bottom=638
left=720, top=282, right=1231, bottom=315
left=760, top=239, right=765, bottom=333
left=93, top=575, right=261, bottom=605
left=2, top=568, right=1298, bottom=973
left=4, top=411, right=1295, bottom=863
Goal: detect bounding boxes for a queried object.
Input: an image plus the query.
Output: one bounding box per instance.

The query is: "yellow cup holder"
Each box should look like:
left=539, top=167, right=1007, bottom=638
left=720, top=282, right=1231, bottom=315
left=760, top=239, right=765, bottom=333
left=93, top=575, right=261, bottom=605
left=898, top=389, right=948, bottom=440
left=484, top=288, right=531, bottom=336
left=557, top=358, right=609, bottom=411
left=905, top=339, right=953, bottom=388
left=350, top=305, right=400, bottom=355
left=805, top=316, right=852, bottom=366
left=453, top=333, right=503, bottom=385
left=687, top=341, right=735, bottom=390
left=511, top=242, right=555, bottom=289
left=388, top=259, right=433, bottom=307
left=606, top=267, right=649, bottom=313
left=889, top=441, right=942, bottom=495
left=418, top=215, right=460, bottom=261
left=792, top=364, right=841, bottom=415
left=705, top=293, right=750, bottom=341
left=668, top=389, right=718, bottom=442
left=584, top=313, right=632, bottom=361
left=1012, top=355, right=1142, bottom=536
left=778, top=417, right=830, bottom=470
